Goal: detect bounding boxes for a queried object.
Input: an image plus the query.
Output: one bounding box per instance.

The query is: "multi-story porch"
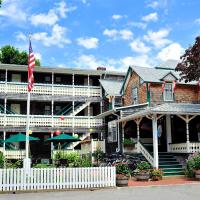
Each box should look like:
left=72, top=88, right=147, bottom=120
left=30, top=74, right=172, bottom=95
left=117, top=103, right=200, bottom=169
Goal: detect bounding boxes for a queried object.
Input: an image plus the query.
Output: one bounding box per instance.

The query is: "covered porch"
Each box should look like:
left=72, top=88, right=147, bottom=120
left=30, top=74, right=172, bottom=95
left=117, top=103, right=200, bottom=168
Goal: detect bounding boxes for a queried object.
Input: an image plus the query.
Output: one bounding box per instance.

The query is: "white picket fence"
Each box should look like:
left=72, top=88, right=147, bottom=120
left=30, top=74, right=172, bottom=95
left=0, top=167, right=116, bottom=191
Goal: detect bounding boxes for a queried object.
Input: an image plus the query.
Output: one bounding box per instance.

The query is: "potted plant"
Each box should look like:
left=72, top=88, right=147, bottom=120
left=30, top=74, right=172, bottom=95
left=123, top=138, right=136, bottom=152
left=115, top=163, right=131, bottom=187
left=134, top=161, right=151, bottom=181
left=195, top=169, right=200, bottom=180
left=185, top=153, right=200, bottom=179
left=150, top=169, right=163, bottom=181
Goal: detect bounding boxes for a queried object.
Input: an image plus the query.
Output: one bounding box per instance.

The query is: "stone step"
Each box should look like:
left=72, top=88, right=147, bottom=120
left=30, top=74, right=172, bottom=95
left=159, top=164, right=183, bottom=169
left=162, top=168, right=184, bottom=173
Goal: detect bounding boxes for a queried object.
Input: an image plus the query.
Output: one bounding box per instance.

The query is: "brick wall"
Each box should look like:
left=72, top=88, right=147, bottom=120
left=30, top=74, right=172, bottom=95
left=123, top=72, right=147, bottom=106
left=123, top=71, right=199, bottom=106
left=150, top=84, right=199, bottom=105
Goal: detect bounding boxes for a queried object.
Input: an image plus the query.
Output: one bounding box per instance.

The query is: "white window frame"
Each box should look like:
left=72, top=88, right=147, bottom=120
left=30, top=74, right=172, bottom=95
left=164, top=82, right=174, bottom=102
left=44, top=105, right=51, bottom=115
left=132, top=87, right=138, bottom=104
left=107, top=121, right=117, bottom=143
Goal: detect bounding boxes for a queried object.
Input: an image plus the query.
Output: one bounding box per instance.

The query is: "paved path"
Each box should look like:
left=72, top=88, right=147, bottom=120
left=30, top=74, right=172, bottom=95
left=1, top=184, right=200, bottom=200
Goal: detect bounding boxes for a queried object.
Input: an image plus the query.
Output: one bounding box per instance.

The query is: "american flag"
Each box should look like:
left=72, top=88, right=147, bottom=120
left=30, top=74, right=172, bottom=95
left=28, top=39, right=35, bottom=92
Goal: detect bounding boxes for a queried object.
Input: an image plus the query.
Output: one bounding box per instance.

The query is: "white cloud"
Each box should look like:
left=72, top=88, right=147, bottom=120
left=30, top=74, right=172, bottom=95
left=112, top=14, right=123, bottom=20
left=31, top=10, right=58, bottom=26
left=30, top=1, right=76, bottom=26
left=144, top=28, right=171, bottom=48
left=127, top=21, right=147, bottom=29
left=129, top=39, right=151, bottom=54
left=120, top=55, right=153, bottom=68
left=142, top=12, right=158, bottom=22
left=147, top=0, right=168, bottom=9
left=76, top=37, right=99, bottom=49
left=103, top=29, right=118, bottom=38
left=156, top=43, right=183, bottom=61
left=195, top=18, right=200, bottom=24
left=0, top=0, right=27, bottom=21
left=16, top=32, right=27, bottom=41
left=32, top=24, right=71, bottom=47
left=34, top=52, right=42, bottom=61
left=103, top=29, right=133, bottom=40
left=119, top=30, right=133, bottom=40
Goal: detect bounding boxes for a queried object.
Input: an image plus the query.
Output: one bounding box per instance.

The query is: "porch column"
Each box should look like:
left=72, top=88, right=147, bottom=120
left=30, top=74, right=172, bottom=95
left=134, top=118, right=142, bottom=153
left=152, top=115, right=159, bottom=169
left=166, top=115, right=172, bottom=152
left=186, top=116, right=190, bottom=153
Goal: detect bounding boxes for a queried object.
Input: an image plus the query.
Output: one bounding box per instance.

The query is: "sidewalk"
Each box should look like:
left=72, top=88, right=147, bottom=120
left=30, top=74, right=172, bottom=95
left=128, top=176, right=199, bottom=187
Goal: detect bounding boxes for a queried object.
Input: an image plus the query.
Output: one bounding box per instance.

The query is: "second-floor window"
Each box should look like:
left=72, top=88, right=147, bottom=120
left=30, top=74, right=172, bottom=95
left=132, top=87, right=138, bottom=104
left=164, top=83, right=173, bottom=101
left=44, top=105, right=51, bottom=115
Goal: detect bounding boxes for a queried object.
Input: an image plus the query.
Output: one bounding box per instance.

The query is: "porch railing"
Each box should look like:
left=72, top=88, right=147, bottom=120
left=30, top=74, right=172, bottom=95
left=0, top=114, right=102, bottom=128
left=1, top=150, right=26, bottom=159
left=0, top=81, right=101, bottom=97
left=137, top=141, right=154, bottom=166
left=169, top=142, right=200, bottom=153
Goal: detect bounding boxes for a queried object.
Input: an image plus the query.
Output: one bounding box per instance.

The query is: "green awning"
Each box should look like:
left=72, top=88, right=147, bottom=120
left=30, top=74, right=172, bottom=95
left=4, top=133, right=40, bottom=143
left=46, top=133, right=80, bottom=142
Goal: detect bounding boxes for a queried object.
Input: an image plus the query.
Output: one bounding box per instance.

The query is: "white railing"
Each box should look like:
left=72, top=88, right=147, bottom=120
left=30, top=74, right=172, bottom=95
left=0, top=167, right=116, bottom=191
left=3, top=150, right=25, bottom=159
left=137, top=142, right=154, bottom=166
left=0, top=81, right=101, bottom=97
left=0, top=114, right=102, bottom=128
left=169, top=142, right=200, bottom=153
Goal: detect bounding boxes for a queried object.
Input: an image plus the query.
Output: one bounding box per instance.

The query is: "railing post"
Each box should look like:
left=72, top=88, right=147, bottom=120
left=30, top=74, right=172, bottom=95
left=152, top=115, right=159, bottom=169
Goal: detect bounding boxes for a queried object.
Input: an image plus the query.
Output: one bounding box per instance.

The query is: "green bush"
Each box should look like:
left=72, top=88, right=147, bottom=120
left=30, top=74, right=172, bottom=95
left=92, top=148, right=105, bottom=166
left=33, top=163, right=52, bottom=168
left=123, top=138, right=135, bottom=146
left=5, top=160, right=23, bottom=168
left=115, top=163, right=131, bottom=176
left=185, top=153, right=200, bottom=178
left=136, top=161, right=151, bottom=171
left=0, top=151, right=4, bottom=168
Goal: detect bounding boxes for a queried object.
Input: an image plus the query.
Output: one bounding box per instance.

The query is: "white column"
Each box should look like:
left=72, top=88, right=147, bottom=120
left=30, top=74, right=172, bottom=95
left=72, top=74, right=75, bottom=137
left=166, top=115, right=172, bottom=152
left=186, top=117, right=190, bottom=153
left=152, top=115, right=159, bottom=169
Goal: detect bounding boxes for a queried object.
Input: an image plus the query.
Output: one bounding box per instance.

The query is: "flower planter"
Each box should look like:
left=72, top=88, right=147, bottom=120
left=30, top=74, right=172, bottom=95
left=195, top=171, right=200, bottom=180
left=151, top=176, right=161, bottom=181
left=116, top=176, right=129, bottom=187
left=135, top=173, right=150, bottom=181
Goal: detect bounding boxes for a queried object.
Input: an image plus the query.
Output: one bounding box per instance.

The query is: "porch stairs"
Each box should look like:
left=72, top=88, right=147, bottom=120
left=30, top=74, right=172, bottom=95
left=158, top=153, right=184, bottom=177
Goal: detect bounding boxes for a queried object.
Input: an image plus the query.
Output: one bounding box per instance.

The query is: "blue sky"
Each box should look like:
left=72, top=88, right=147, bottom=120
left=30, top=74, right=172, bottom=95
left=0, top=0, right=200, bottom=71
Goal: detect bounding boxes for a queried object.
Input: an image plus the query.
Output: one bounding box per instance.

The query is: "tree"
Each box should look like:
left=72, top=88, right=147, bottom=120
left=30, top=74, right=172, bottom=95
left=176, top=36, right=200, bottom=82
left=0, top=0, right=2, bottom=7
left=0, top=45, right=41, bottom=66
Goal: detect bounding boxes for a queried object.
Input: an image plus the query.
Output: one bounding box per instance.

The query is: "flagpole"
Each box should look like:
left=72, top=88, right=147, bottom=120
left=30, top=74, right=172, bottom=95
left=24, top=34, right=32, bottom=170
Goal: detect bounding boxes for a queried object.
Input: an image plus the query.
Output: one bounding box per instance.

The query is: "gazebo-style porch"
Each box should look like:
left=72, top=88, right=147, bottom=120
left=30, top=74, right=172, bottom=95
left=117, top=103, right=200, bottom=169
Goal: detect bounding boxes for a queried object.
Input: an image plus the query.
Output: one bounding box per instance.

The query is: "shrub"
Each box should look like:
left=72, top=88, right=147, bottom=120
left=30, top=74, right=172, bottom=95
left=115, top=163, right=131, bottom=176
left=123, top=138, right=135, bottom=146
left=5, top=159, right=23, bottom=168
left=92, top=148, right=105, bottom=166
left=150, top=169, right=163, bottom=178
left=0, top=151, right=4, bottom=168
left=136, top=161, right=151, bottom=171
left=185, top=153, right=200, bottom=178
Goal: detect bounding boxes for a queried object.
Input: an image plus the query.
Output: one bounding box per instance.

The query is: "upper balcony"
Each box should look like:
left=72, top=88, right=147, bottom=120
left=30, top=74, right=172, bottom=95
left=0, top=81, right=101, bottom=100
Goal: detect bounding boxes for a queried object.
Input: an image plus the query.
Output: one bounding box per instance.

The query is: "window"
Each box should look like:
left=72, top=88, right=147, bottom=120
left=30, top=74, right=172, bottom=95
left=132, top=87, right=138, bottom=104
left=107, top=121, right=117, bottom=142
left=44, top=105, right=51, bottom=115
left=44, top=76, right=51, bottom=83
left=55, top=77, right=61, bottom=83
left=164, top=83, right=173, bottom=101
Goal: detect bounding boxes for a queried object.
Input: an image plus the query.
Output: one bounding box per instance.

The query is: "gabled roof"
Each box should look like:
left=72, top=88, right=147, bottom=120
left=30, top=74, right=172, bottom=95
left=99, top=79, right=123, bottom=96
left=155, top=59, right=179, bottom=70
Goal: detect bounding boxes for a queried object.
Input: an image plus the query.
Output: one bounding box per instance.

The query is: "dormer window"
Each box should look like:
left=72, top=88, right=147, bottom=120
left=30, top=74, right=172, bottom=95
left=164, top=83, right=173, bottom=101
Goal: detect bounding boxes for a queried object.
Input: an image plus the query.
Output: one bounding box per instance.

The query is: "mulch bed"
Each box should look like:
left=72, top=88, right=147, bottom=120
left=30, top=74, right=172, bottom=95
left=128, top=176, right=200, bottom=187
